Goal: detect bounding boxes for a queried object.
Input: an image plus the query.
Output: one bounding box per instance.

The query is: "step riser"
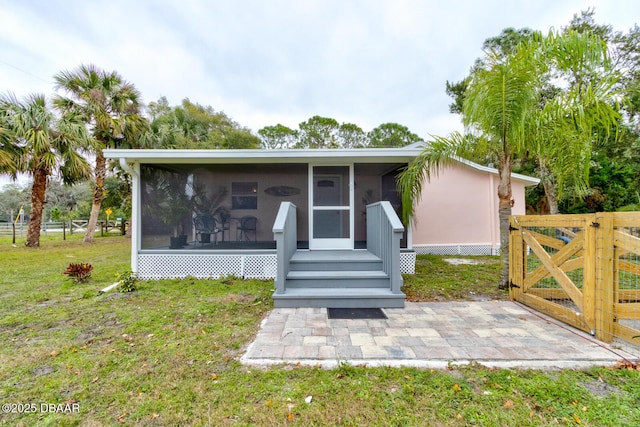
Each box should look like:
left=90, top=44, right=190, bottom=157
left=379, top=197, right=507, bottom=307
left=289, top=261, right=383, bottom=272
left=274, top=296, right=405, bottom=308
left=285, top=278, right=390, bottom=289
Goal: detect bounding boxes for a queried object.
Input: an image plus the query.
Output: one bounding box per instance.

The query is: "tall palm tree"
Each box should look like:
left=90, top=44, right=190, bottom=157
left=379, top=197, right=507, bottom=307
left=399, top=37, right=542, bottom=289
left=399, top=30, right=620, bottom=289
left=0, top=93, right=92, bottom=247
left=54, top=64, right=147, bottom=243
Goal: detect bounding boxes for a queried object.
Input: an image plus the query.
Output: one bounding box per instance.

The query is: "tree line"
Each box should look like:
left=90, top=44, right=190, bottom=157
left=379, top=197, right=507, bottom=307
left=0, top=66, right=422, bottom=247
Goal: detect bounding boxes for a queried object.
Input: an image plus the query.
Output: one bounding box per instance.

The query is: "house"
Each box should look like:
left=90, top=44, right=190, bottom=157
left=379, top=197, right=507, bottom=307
left=411, top=157, right=538, bottom=256
left=104, top=144, right=538, bottom=308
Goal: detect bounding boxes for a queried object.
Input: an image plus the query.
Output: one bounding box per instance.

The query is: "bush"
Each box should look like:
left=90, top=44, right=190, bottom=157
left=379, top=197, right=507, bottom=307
left=63, top=262, right=94, bottom=284
left=116, top=271, right=138, bottom=293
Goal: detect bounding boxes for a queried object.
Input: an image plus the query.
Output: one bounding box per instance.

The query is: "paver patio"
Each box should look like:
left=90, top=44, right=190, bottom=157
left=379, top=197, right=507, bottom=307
left=241, top=301, right=638, bottom=369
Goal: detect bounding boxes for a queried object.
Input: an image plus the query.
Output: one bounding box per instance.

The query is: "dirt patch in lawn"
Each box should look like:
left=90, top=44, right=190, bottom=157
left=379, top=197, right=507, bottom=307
left=580, top=380, right=622, bottom=398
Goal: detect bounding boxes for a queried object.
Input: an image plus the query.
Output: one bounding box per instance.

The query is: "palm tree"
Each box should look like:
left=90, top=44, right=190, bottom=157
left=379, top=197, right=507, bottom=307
left=399, top=37, right=542, bottom=289
left=0, top=104, right=21, bottom=177
left=531, top=30, right=621, bottom=214
left=0, top=93, right=92, bottom=247
left=399, top=29, right=620, bottom=289
left=54, top=64, right=147, bottom=243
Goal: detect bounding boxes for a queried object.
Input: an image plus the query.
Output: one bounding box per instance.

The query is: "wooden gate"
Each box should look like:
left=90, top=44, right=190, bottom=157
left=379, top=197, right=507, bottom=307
left=509, top=212, right=640, bottom=347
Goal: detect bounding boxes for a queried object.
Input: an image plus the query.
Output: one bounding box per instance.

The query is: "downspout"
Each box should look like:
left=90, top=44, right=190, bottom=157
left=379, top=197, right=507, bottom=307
left=119, top=158, right=140, bottom=274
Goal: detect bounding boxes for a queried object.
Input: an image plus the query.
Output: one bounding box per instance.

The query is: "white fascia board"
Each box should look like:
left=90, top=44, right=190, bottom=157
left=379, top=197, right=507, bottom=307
left=453, top=156, right=540, bottom=186
left=105, top=146, right=540, bottom=185
left=407, top=141, right=539, bottom=186
left=509, top=171, right=541, bottom=186
left=104, top=147, right=424, bottom=164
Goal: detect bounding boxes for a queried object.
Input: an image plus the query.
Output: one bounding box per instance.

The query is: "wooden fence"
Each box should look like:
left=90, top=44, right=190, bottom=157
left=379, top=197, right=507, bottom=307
left=509, top=212, right=640, bottom=350
left=0, top=219, right=129, bottom=238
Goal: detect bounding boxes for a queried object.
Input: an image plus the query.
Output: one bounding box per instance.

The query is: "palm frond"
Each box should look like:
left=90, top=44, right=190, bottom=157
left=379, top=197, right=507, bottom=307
left=397, top=132, right=474, bottom=224
left=59, top=150, right=92, bottom=185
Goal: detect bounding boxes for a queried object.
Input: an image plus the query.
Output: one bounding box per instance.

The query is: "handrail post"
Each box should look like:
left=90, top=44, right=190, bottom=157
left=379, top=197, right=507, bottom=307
left=273, top=202, right=297, bottom=294
left=367, top=201, right=404, bottom=295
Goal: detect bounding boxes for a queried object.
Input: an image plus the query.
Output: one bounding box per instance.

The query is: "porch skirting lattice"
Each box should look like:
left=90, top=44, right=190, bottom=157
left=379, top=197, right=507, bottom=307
left=400, top=251, right=416, bottom=274
left=137, top=252, right=417, bottom=280
left=413, top=244, right=500, bottom=256
left=138, top=254, right=277, bottom=280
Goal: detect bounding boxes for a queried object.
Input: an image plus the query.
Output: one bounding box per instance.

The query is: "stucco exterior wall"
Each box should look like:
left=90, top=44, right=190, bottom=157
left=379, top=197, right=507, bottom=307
left=412, top=162, right=529, bottom=253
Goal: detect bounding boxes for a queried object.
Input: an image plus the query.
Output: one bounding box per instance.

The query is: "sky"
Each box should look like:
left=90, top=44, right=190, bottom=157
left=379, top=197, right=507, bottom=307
left=1, top=0, right=638, bottom=142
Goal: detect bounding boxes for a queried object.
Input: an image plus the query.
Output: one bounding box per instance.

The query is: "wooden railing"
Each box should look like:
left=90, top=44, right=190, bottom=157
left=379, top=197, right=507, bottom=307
left=510, top=212, right=640, bottom=349
left=272, top=202, right=297, bottom=294
left=366, top=201, right=405, bottom=294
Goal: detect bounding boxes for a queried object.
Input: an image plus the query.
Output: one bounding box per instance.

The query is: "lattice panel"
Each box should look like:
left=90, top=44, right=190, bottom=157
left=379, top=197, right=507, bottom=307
left=243, top=255, right=277, bottom=279
left=400, top=252, right=416, bottom=274
left=138, top=252, right=416, bottom=280
left=138, top=254, right=242, bottom=279
left=413, top=244, right=498, bottom=256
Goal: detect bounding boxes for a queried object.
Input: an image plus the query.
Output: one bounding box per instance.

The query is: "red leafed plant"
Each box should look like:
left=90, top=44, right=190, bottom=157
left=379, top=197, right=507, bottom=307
left=63, top=262, right=94, bottom=283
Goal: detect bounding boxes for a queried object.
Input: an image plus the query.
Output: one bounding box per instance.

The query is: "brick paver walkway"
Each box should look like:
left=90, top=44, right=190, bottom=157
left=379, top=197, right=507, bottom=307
left=241, top=301, right=638, bottom=369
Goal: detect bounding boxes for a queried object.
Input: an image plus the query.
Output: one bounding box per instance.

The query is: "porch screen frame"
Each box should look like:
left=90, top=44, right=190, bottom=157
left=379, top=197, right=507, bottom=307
left=308, top=163, right=354, bottom=250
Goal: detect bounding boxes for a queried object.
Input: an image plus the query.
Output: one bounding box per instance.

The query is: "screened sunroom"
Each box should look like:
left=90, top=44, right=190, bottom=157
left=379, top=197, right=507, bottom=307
left=140, top=162, right=407, bottom=251
left=105, top=147, right=422, bottom=280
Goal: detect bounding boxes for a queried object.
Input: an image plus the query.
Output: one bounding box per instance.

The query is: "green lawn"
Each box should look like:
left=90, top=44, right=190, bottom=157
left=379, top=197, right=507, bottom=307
left=1, top=236, right=638, bottom=426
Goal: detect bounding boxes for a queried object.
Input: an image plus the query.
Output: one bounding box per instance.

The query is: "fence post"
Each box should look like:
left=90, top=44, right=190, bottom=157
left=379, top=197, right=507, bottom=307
left=509, top=216, right=523, bottom=300
left=63, top=221, right=66, bottom=240
left=594, top=213, right=615, bottom=342
left=12, top=223, right=16, bottom=245
left=582, top=215, right=597, bottom=336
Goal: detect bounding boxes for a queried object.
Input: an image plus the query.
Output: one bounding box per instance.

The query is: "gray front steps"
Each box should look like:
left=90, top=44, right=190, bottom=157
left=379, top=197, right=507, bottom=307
left=273, top=250, right=405, bottom=308
left=273, top=288, right=405, bottom=308
left=285, top=270, right=390, bottom=288
left=289, top=250, right=383, bottom=271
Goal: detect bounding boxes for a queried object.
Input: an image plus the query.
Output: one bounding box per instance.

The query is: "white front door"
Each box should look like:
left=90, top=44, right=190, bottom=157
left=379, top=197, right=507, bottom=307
left=309, top=164, right=353, bottom=249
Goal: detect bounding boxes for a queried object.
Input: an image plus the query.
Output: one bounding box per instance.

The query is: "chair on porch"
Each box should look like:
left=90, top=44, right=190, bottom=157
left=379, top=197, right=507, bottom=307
left=193, top=213, right=219, bottom=245
left=236, top=215, right=257, bottom=242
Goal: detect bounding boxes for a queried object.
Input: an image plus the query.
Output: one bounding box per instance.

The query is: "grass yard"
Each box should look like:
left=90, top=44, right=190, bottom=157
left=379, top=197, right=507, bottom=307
left=1, top=236, right=639, bottom=426
left=403, top=255, right=506, bottom=301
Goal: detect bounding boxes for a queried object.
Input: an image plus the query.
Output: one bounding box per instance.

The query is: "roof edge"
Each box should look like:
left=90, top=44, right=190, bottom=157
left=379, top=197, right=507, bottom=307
left=104, top=146, right=540, bottom=185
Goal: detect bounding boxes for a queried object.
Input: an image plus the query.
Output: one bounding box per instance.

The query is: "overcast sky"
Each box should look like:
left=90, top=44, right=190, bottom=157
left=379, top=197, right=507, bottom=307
left=1, top=0, right=638, bottom=142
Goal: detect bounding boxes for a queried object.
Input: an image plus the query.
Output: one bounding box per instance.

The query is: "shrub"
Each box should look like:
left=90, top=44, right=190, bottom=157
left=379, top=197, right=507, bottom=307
left=116, top=271, right=138, bottom=293
left=63, top=262, right=94, bottom=284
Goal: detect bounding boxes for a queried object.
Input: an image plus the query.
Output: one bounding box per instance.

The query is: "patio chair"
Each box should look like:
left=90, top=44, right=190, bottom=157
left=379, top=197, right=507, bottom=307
left=236, top=215, right=257, bottom=242
left=193, top=213, right=219, bottom=245
left=214, top=208, right=231, bottom=242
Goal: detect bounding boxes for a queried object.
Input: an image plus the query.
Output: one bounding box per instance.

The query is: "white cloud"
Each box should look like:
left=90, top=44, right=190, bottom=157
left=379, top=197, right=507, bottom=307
left=1, top=0, right=637, bottom=140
